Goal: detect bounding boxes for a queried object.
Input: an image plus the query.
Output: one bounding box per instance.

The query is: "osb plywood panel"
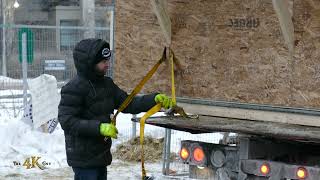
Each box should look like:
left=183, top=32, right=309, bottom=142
left=114, top=0, right=320, bottom=109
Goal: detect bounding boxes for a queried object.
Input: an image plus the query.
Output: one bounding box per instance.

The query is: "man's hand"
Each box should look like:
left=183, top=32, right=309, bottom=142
left=100, top=123, right=118, bottom=139
left=154, top=94, right=176, bottom=109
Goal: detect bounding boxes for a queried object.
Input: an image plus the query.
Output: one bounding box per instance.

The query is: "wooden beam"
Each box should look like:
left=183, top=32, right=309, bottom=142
left=145, top=115, right=320, bottom=142
left=272, top=0, right=294, bottom=54
left=151, top=0, right=171, bottom=45
left=178, top=102, right=320, bottom=128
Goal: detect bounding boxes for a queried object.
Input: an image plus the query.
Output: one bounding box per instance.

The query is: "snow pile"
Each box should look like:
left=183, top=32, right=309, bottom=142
left=0, top=76, right=24, bottom=91
left=0, top=76, right=23, bottom=84
left=0, top=112, right=164, bottom=175
left=0, top=120, right=67, bottom=176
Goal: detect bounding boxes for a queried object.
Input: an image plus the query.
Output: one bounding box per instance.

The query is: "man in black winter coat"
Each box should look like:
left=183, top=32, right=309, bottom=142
left=58, top=38, right=174, bottom=180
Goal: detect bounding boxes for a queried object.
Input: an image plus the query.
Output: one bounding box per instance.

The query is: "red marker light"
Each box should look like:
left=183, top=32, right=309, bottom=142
left=180, top=147, right=189, bottom=160
left=193, top=147, right=205, bottom=163
left=260, top=163, right=270, bottom=175
left=296, top=167, right=307, bottom=179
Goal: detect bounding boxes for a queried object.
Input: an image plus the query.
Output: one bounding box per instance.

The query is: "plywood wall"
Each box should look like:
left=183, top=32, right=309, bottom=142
left=114, top=0, right=320, bottom=109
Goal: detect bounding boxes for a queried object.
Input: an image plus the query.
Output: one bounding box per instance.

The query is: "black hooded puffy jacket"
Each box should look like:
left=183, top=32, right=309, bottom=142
left=58, top=38, right=157, bottom=167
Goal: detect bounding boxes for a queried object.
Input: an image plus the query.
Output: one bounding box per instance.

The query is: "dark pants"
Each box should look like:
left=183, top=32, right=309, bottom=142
left=72, top=167, right=107, bottom=180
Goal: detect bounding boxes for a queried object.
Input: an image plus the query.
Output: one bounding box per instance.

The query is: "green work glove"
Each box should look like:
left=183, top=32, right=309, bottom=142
left=154, top=94, right=176, bottom=109
left=100, top=123, right=118, bottom=139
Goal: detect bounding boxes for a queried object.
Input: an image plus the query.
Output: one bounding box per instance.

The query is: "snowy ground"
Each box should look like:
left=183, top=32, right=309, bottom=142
left=0, top=83, right=223, bottom=180
left=1, top=160, right=181, bottom=180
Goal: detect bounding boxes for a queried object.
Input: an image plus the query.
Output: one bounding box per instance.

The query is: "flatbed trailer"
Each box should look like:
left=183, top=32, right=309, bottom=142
left=137, top=98, right=320, bottom=180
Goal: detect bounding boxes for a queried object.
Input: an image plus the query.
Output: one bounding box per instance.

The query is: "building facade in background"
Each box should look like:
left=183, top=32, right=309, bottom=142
left=0, top=0, right=114, bottom=80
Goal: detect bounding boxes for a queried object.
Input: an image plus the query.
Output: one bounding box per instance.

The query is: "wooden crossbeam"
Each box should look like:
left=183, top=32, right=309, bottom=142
left=178, top=102, right=320, bottom=128
left=145, top=115, right=320, bottom=142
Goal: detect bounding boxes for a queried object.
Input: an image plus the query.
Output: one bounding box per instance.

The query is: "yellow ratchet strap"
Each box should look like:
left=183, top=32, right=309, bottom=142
left=111, top=48, right=167, bottom=125
left=170, top=48, right=176, bottom=104
left=140, top=103, right=162, bottom=179
left=140, top=48, right=177, bottom=179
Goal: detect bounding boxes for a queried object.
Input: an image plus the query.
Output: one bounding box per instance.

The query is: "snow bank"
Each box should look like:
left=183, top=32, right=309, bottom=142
left=0, top=76, right=23, bottom=83
left=0, top=120, right=67, bottom=175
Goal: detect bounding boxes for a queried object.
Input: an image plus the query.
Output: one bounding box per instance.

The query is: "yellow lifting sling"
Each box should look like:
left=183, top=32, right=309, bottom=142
left=110, top=47, right=195, bottom=180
